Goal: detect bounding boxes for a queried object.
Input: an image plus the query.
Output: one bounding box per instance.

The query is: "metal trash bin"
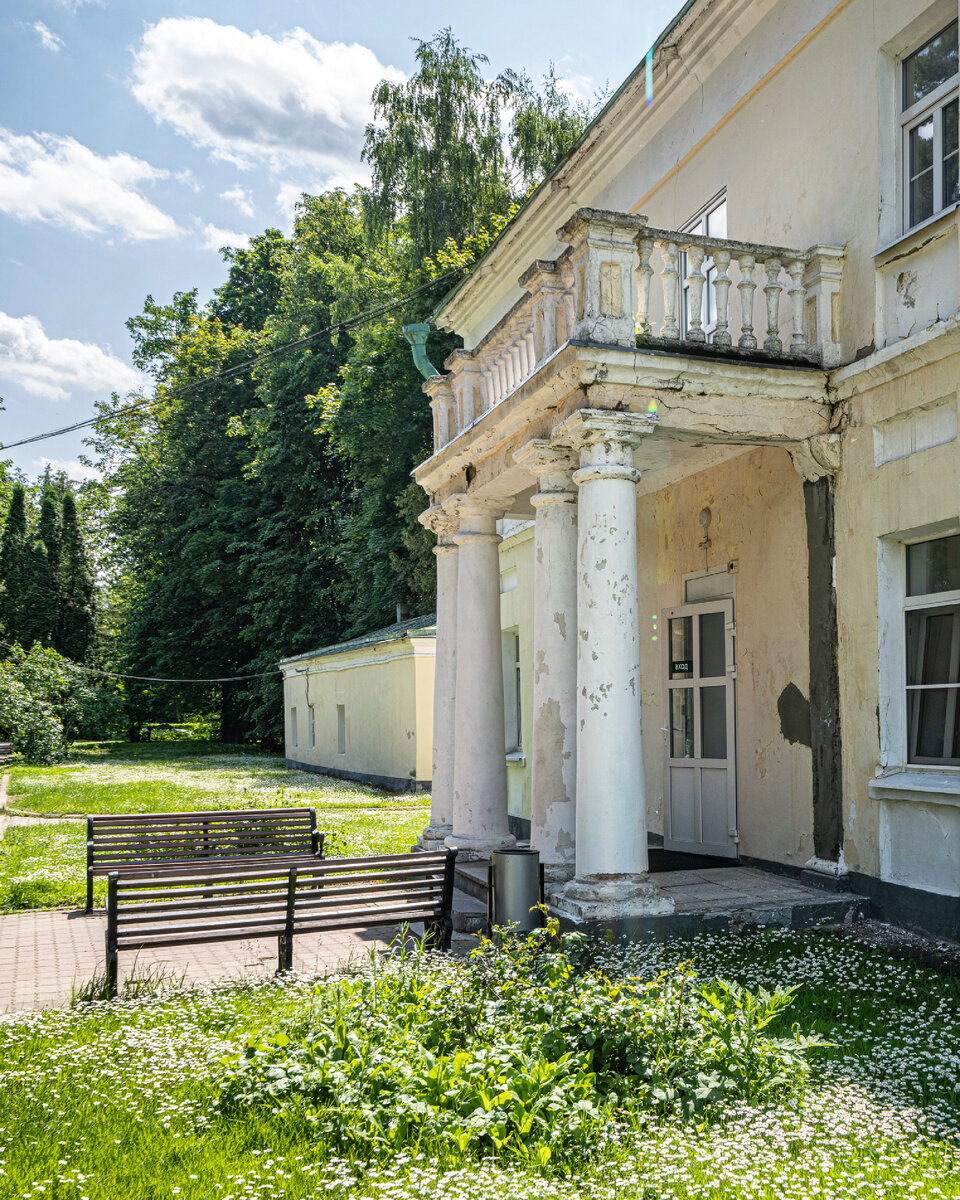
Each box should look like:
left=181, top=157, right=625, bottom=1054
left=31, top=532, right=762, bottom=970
left=488, top=848, right=544, bottom=933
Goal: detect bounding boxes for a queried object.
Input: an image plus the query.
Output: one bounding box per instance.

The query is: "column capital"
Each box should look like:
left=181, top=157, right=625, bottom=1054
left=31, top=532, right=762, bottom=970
left=418, top=496, right=463, bottom=545
left=553, top=407, right=659, bottom=454
left=789, top=433, right=841, bottom=481
left=514, top=439, right=577, bottom=506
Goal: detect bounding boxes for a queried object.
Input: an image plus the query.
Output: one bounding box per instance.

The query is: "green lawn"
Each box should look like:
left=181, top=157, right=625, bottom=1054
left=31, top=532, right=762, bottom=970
left=1, top=928, right=959, bottom=1199
left=0, top=742, right=430, bottom=912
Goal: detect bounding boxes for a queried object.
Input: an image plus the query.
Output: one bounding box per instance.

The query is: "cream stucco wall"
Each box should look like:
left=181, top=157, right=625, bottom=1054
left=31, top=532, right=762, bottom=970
left=835, top=344, right=960, bottom=884
left=637, top=446, right=813, bottom=866
left=282, top=636, right=435, bottom=791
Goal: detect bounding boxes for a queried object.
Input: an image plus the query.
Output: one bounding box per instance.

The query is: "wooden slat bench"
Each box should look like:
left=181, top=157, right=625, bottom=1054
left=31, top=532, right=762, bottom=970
left=104, top=848, right=457, bottom=997
left=86, top=808, right=323, bottom=913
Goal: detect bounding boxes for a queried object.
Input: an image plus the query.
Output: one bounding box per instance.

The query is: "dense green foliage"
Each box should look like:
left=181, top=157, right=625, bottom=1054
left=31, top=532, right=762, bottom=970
left=220, top=922, right=819, bottom=1165
left=82, top=30, right=597, bottom=745
left=0, top=478, right=99, bottom=662
left=0, top=644, right=118, bottom=764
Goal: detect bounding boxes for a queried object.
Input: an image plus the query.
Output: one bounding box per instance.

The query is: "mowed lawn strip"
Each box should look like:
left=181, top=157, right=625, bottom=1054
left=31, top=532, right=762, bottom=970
left=1, top=742, right=430, bottom=912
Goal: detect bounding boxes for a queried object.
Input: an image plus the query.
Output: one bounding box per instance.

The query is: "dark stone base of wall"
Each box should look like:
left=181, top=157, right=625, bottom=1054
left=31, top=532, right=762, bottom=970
left=508, top=814, right=531, bottom=841
left=286, top=758, right=431, bottom=794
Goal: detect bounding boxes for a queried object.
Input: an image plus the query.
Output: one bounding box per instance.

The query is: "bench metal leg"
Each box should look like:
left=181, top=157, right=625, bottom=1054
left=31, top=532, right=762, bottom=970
left=277, top=934, right=293, bottom=974
left=86, top=872, right=94, bottom=915
left=105, top=873, right=119, bottom=998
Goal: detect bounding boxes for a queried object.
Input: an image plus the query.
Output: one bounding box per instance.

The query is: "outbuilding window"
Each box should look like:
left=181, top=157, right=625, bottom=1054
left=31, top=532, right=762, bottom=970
left=905, top=534, right=960, bottom=764
left=901, top=20, right=959, bottom=229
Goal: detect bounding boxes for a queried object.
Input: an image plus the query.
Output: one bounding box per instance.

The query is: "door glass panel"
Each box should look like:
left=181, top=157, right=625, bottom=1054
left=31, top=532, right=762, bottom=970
left=671, top=689, right=694, bottom=758
left=700, top=686, right=727, bottom=758
left=670, top=616, right=693, bottom=677
left=699, top=611, right=726, bottom=678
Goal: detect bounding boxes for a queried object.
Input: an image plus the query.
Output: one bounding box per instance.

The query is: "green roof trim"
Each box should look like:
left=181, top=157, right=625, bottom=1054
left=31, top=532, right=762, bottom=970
left=279, top=613, right=437, bottom=667
left=432, top=0, right=699, bottom=321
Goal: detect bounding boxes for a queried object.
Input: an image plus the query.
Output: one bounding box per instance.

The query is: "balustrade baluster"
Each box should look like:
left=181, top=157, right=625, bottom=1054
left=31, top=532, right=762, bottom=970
left=659, top=241, right=681, bottom=340
left=713, top=249, right=733, bottom=347
left=763, top=257, right=783, bottom=354
left=636, top=238, right=654, bottom=338
left=684, top=245, right=707, bottom=343
left=788, top=258, right=807, bottom=351
left=738, top=254, right=758, bottom=350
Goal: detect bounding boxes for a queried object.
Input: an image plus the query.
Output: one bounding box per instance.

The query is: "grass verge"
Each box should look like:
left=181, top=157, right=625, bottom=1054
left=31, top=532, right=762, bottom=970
left=1, top=929, right=959, bottom=1199
left=1, top=742, right=430, bottom=911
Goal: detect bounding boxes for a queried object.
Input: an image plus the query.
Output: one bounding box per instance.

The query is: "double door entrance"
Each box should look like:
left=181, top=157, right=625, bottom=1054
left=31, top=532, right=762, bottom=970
left=663, top=598, right=738, bottom=858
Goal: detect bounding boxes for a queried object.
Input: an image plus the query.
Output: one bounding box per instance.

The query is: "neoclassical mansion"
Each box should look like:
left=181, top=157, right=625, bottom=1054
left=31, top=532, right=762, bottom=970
left=409, top=0, right=960, bottom=934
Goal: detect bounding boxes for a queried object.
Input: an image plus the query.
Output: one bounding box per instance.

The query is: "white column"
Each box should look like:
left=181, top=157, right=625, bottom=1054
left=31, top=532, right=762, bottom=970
left=417, top=501, right=459, bottom=849
left=554, top=408, right=671, bottom=913
left=513, top=440, right=578, bottom=880
left=447, top=499, right=516, bottom=857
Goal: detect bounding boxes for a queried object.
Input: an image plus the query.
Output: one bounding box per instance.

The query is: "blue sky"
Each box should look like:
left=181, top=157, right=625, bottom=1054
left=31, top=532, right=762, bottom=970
left=0, top=0, right=680, bottom=479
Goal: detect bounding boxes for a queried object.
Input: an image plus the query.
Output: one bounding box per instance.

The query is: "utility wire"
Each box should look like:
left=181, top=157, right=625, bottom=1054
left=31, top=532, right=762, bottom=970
left=0, top=639, right=279, bottom=684
left=1, top=267, right=463, bottom=452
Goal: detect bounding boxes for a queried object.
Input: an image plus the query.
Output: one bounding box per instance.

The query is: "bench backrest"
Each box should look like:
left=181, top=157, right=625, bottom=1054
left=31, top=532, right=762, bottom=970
left=88, top=807, right=320, bottom=871
left=107, top=850, right=457, bottom=950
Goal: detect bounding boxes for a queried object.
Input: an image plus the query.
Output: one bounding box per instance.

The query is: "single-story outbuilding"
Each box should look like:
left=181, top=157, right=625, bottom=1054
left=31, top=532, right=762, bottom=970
left=280, top=615, right=436, bottom=792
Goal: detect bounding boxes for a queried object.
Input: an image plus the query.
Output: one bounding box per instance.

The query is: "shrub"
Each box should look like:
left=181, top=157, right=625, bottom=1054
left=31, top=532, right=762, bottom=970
left=218, top=921, right=825, bottom=1166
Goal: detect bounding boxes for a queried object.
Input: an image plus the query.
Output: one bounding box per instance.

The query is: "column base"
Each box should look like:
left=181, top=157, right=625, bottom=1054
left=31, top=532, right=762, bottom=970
left=548, top=872, right=674, bottom=921
left=444, top=831, right=517, bottom=860
left=418, top=824, right=453, bottom=852
left=542, top=862, right=576, bottom=885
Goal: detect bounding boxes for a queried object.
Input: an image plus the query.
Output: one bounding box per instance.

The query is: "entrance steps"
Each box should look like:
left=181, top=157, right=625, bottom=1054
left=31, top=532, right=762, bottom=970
left=450, top=859, right=868, bottom=942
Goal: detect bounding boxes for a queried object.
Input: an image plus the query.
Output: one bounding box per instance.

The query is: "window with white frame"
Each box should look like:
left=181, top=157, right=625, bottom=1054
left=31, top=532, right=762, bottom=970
left=681, top=194, right=727, bottom=341
left=904, top=534, right=960, bottom=764
left=308, top=704, right=315, bottom=749
left=290, top=707, right=298, bottom=749
left=901, top=20, right=959, bottom=230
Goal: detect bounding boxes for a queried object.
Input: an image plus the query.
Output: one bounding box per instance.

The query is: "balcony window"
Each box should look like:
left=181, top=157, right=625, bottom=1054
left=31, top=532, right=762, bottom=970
left=681, top=194, right=727, bottom=341
left=902, top=21, right=959, bottom=230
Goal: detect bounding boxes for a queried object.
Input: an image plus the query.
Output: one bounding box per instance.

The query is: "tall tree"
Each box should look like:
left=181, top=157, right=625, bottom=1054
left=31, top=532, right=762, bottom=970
left=19, top=537, right=59, bottom=647
left=59, top=491, right=97, bottom=663
left=0, top=484, right=28, bottom=641
left=38, top=488, right=62, bottom=579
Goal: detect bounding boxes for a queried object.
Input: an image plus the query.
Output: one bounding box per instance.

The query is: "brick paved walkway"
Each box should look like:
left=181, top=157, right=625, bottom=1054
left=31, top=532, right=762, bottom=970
left=0, top=908, right=397, bottom=1012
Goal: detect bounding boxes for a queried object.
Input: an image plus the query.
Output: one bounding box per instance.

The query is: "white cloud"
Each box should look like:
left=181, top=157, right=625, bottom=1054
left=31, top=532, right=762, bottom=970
left=0, top=129, right=181, bottom=240
left=35, top=456, right=101, bottom=482
left=130, top=18, right=403, bottom=183
left=0, top=312, right=142, bottom=402
left=50, top=0, right=102, bottom=10
left=220, top=185, right=254, bottom=218
left=201, top=223, right=250, bottom=252
left=31, top=22, right=64, bottom=52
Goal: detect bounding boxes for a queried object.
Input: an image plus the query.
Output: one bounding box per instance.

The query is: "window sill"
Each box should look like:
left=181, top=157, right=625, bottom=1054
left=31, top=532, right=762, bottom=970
left=505, top=750, right=526, bottom=766
left=869, top=769, right=960, bottom=807
left=874, top=203, right=960, bottom=264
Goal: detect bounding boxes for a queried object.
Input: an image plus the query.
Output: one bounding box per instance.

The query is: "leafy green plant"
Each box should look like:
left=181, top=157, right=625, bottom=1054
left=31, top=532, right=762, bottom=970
left=218, top=921, right=825, bottom=1165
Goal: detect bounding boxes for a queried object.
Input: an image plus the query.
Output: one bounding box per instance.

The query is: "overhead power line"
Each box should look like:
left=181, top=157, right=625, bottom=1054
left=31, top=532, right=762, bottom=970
left=1, top=267, right=463, bottom=452
left=0, top=639, right=279, bottom=684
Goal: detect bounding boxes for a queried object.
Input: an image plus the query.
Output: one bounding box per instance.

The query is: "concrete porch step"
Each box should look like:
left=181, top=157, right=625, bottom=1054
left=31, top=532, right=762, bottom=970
left=454, top=860, right=490, bottom=903
left=452, top=887, right=487, bottom=934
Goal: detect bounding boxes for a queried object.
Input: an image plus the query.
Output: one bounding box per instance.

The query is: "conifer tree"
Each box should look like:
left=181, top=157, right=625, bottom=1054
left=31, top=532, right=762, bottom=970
left=59, top=491, right=97, bottom=663
left=19, top=537, right=59, bottom=647
left=38, top=488, right=62, bottom=578
left=0, top=484, right=28, bottom=640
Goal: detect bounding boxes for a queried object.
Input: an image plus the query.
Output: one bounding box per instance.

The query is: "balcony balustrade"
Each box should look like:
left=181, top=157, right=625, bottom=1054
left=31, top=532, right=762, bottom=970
left=426, top=208, right=844, bottom=452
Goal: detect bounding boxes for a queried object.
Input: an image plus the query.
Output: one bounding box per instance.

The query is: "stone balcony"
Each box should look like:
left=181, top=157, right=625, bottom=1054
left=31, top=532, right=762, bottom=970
left=422, top=208, right=844, bottom=456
